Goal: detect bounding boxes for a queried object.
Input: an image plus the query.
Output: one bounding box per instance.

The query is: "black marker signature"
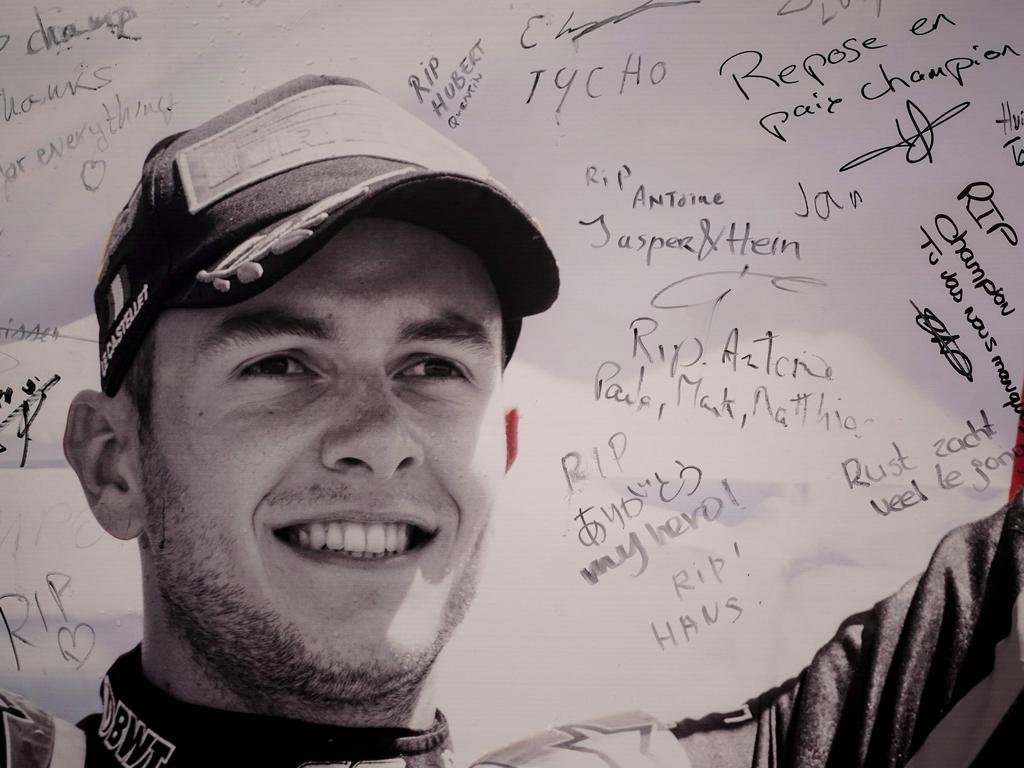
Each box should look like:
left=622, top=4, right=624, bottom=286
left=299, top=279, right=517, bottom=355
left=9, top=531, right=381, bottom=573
left=651, top=265, right=827, bottom=309
left=0, top=373, right=61, bottom=467
left=557, top=0, right=701, bottom=44
left=840, top=99, right=970, bottom=173
left=910, top=300, right=973, bottom=382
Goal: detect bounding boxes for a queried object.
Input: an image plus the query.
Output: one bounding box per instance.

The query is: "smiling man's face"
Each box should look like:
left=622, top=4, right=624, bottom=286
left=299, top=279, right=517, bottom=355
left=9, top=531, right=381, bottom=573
left=132, top=217, right=507, bottom=721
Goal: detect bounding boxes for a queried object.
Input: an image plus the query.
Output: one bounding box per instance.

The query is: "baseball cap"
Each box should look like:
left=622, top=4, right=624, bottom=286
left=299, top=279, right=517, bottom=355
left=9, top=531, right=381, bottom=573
left=95, top=74, right=559, bottom=395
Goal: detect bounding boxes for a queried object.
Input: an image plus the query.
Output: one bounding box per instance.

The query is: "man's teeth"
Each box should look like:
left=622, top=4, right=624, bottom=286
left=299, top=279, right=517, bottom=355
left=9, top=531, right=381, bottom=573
left=290, top=521, right=411, bottom=557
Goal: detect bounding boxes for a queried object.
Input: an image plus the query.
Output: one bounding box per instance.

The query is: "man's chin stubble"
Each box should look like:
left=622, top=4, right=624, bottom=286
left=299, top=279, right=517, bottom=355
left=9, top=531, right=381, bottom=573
left=157, top=571, right=441, bottom=724
left=139, top=451, right=441, bottom=724
left=138, top=434, right=487, bottom=724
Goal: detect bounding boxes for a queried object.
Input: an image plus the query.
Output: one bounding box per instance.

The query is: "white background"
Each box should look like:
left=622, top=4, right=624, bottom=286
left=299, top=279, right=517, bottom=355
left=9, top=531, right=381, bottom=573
left=1, top=0, right=1022, bottom=760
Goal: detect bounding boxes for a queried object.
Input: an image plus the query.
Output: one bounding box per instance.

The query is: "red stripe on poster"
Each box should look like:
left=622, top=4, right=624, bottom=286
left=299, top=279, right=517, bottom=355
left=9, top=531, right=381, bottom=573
left=1011, top=374, right=1024, bottom=501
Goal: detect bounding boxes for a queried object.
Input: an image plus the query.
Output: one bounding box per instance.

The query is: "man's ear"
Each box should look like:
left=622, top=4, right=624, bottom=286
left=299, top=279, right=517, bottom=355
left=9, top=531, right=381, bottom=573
left=505, top=408, right=518, bottom=473
left=64, top=390, right=145, bottom=540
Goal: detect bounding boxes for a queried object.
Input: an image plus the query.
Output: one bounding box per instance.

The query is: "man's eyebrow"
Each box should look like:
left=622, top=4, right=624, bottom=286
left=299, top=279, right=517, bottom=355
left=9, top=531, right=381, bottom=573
left=197, top=309, right=335, bottom=357
left=398, top=312, right=496, bottom=354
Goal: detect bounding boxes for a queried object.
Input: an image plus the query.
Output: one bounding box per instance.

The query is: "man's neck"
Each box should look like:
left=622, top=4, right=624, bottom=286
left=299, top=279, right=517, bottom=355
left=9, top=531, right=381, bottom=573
left=140, top=611, right=439, bottom=730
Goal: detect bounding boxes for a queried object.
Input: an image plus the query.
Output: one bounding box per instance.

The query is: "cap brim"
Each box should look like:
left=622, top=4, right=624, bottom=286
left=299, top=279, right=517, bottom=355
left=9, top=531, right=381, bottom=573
left=169, top=168, right=559, bottom=322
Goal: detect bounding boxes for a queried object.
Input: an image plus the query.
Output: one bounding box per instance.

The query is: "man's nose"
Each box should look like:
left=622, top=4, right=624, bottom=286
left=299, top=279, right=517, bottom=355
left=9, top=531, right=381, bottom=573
left=318, top=378, right=423, bottom=480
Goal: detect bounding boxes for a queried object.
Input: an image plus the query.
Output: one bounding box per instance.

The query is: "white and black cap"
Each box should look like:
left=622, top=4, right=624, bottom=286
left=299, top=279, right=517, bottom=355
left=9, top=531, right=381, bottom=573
left=95, top=75, right=559, bottom=395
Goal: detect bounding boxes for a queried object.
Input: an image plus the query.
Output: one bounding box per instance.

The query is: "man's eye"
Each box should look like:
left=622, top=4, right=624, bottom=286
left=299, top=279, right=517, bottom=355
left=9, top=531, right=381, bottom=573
left=399, top=357, right=465, bottom=379
left=241, top=355, right=309, bottom=377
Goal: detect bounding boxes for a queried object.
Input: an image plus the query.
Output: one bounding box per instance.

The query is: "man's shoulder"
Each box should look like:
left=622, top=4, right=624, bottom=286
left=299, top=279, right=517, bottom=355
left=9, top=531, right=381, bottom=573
left=0, top=688, right=87, bottom=768
left=660, top=498, right=1024, bottom=768
left=928, top=491, right=1024, bottom=577
left=815, top=492, right=1023, bottom=660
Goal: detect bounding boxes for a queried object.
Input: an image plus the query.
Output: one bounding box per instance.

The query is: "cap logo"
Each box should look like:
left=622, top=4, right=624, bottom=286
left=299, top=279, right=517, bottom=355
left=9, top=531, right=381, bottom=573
left=175, top=84, right=489, bottom=214
left=196, top=167, right=416, bottom=292
left=99, top=282, right=149, bottom=377
left=107, top=267, right=129, bottom=326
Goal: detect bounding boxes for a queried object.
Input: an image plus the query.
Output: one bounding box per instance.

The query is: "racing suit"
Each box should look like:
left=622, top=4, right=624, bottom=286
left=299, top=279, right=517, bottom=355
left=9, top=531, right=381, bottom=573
left=472, top=492, right=1024, bottom=767
left=2, top=646, right=454, bottom=768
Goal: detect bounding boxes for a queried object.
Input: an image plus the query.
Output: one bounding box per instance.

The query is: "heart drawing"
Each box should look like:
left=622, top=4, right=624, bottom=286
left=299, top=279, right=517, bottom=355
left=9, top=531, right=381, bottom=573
left=57, top=622, right=96, bottom=669
left=81, top=159, right=107, bottom=191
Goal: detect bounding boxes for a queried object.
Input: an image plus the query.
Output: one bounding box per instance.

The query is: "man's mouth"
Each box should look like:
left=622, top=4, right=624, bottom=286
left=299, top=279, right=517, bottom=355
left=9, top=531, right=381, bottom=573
left=276, top=521, right=432, bottom=558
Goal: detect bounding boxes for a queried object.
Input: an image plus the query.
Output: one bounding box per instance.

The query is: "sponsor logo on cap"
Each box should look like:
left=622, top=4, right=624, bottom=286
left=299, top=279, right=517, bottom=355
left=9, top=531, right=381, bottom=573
left=100, top=282, right=149, bottom=377
left=106, top=266, right=130, bottom=327
left=195, top=168, right=416, bottom=293
left=175, top=84, right=489, bottom=214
